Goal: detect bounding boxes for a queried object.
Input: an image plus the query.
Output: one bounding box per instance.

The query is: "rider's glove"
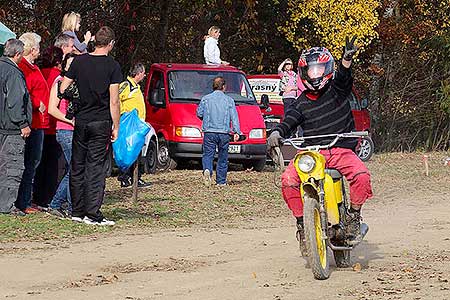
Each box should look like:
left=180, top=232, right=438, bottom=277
left=267, top=130, right=283, bottom=148
left=342, top=36, right=358, bottom=61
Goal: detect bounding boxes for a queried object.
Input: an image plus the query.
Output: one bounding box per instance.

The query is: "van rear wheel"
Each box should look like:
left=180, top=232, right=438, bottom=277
left=242, top=158, right=266, bottom=172
left=157, top=137, right=177, bottom=171
left=357, top=136, right=374, bottom=162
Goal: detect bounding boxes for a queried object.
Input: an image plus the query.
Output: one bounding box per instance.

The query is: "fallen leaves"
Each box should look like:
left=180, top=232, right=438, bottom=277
left=346, top=249, right=450, bottom=299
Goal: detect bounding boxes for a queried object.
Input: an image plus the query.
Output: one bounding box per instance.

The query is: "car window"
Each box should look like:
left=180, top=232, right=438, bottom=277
left=168, top=70, right=256, bottom=104
left=148, top=70, right=164, bottom=104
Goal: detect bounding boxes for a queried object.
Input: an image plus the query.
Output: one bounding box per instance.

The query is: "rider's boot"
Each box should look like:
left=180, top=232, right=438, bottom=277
left=296, top=217, right=308, bottom=257
left=345, top=208, right=362, bottom=245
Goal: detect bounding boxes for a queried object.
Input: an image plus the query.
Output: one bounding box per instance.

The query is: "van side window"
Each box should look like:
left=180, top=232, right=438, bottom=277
left=347, top=92, right=360, bottom=111
left=148, top=71, right=165, bottom=107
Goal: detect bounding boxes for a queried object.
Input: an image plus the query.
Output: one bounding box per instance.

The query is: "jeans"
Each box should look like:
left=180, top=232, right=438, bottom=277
left=49, top=130, right=73, bottom=212
left=202, top=132, right=230, bottom=184
left=16, top=129, right=44, bottom=210
left=70, top=120, right=111, bottom=221
left=0, top=134, right=25, bottom=213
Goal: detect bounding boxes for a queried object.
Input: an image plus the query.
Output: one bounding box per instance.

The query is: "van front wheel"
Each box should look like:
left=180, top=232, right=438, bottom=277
left=157, top=137, right=177, bottom=171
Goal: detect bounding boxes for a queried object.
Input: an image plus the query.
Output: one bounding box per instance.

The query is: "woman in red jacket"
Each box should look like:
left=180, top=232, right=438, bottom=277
left=33, top=46, right=66, bottom=210
left=15, top=32, right=50, bottom=214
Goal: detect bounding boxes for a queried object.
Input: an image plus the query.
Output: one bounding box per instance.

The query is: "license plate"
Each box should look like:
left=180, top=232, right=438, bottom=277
left=265, top=118, right=280, bottom=123
left=228, top=145, right=241, bottom=153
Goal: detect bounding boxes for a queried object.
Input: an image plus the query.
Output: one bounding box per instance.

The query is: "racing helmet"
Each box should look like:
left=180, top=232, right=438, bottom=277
left=298, top=47, right=335, bottom=93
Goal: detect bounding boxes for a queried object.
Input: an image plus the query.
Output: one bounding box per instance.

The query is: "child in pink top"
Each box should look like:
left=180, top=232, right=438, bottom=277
left=278, top=58, right=304, bottom=137
left=278, top=58, right=299, bottom=116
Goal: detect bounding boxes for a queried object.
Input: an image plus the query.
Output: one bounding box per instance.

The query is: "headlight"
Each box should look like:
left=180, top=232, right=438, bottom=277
left=175, top=127, right=202, bottom=137
left=249, top=128, right=266, bottom=139
left=297, top=155, right=316, bottom=173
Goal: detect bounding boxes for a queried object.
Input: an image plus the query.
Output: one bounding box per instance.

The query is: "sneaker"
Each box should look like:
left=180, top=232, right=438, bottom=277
left=345, top=209, right=362, bottom=245
left=296, top=221, right=308, bottom=257
left=138, top=179, right=151, bottom=188
left=120, top=177, right=132, bottom=188
left=31, top=203, right=49, bottom=212
left=24, top=207, right=39, bottom=214
left=48, top=208, right=70, bottom=219
left=83, top=216, right=115, bottom=226
left=10, top=207, right=26, bottom=216
left=71, top=216, right=84, bottom=223
left=202, top=169, right=211, bottom=187
left=216, top=183, right=227, bottom=187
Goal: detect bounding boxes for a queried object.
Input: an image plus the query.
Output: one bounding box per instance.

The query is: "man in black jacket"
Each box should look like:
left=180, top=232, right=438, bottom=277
left=0, top=38, right=32, bottom=215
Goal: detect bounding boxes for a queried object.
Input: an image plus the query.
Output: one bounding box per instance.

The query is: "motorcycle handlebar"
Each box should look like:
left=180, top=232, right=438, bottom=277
left=281, top=131, right=368, bottom=150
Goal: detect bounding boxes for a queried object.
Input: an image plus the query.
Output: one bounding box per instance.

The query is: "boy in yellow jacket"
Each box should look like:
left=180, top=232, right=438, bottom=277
left=117, top=62, right=150, bottom=188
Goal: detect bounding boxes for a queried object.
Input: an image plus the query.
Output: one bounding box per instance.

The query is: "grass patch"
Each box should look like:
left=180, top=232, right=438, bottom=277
left=0, top=213, right=111, bottom=241
left=2, top=151, right=449, bottom=242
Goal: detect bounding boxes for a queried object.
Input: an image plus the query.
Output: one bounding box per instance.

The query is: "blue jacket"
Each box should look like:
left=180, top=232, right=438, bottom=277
left=196, top=90, right=241, bottom=134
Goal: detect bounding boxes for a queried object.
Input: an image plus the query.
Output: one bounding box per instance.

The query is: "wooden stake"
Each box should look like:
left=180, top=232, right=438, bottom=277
left=132, top=161, right=138, bottom=202
left=423, top=155, right=429, bottom=176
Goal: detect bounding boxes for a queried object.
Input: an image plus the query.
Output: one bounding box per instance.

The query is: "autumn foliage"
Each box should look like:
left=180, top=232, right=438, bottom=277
left=1, top=0, right=449, bottom=151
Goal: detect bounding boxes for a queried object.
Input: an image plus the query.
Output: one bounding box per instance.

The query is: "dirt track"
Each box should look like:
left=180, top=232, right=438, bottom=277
left=1, top=154, right=450, bottom=300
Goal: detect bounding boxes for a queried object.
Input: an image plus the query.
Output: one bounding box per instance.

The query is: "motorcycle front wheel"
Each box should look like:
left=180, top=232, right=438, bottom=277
left=304, top=195, right=330, bottom=280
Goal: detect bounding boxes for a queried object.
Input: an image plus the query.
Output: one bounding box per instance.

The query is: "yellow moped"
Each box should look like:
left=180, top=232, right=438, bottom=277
left=272, top=131, right=369, bottom=280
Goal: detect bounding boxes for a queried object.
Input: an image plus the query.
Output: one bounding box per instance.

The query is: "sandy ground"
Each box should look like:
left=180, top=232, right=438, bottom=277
left=1, top=163, right=450, bottom=299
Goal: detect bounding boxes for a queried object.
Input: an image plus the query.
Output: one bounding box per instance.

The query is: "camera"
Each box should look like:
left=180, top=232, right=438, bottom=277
left=57, top=81, right=80, bottom=120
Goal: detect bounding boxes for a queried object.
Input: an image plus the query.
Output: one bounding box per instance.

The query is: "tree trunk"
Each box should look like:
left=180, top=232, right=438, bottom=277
left=156, top=0, right=171, bottom=61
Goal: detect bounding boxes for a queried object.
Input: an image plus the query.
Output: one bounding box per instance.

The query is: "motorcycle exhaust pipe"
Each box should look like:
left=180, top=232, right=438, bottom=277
left=360, top=223, right=369, bottom=239
left=328, top=223, right=370, bottom=251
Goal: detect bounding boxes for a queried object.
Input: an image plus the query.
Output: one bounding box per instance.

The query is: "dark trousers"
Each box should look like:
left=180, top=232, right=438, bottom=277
left=0, top=134, right=25, bottom=213
left=118, top=154, right=143, bottom=182
left=70, top=120, right=111, bottom=221
left=16, top=129, right=44, bottom=210
left=32, top=134, right=65, bottom=207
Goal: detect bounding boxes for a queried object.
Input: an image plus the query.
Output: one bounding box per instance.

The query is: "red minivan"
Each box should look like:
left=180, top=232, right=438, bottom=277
left=143, top=64, right=267, bottom=171
left=248, top=75, right=374, bottom=161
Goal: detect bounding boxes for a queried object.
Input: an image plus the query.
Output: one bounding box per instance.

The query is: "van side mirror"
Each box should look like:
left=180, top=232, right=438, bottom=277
left=260, top=94, right=269, bottom=109
left=360, top=98, right=369, bottom=109
left=149, top=87, right=166, bottom=108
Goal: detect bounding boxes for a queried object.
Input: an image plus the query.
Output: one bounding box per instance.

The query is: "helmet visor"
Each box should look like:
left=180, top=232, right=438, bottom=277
left=307, top=65, right=326, bottom=79
left=300, top=61, right=334, bottom=81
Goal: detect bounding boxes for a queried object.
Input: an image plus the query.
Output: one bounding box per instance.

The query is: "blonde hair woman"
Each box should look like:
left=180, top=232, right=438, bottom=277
left=61, top=12, right=92, bottom=54
left=203, top=26, right=229, bottom=65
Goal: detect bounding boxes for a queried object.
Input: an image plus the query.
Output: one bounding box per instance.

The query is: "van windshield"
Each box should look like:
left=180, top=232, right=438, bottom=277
left=168, top=70, right=256, bottom=104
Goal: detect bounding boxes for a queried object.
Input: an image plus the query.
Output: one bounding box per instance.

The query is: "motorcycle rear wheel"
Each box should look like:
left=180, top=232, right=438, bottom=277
left=304, top=195, right=330, bottom=280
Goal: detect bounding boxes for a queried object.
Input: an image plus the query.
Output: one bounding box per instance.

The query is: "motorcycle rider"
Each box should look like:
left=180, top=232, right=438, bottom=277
left=267, top=36, right=373, bottom=246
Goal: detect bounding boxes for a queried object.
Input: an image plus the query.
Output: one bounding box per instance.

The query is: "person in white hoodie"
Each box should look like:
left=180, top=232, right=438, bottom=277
left=203, top=26, right=229, bottom=65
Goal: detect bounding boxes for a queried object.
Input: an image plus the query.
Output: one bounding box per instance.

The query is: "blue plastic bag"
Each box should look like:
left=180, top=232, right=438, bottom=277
left=112, top=109, right=151, bottom=171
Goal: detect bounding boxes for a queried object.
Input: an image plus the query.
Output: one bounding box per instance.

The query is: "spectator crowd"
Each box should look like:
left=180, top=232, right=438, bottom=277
left=1, top=17, right=242, bottom=226
left=0, top=12, right=150, bottom=225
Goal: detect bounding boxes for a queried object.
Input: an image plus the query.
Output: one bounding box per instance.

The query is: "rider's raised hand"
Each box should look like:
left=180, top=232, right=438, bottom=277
left=342, top=36, right=358, bottom=61
left=267, top=130, right=282, bottom=148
